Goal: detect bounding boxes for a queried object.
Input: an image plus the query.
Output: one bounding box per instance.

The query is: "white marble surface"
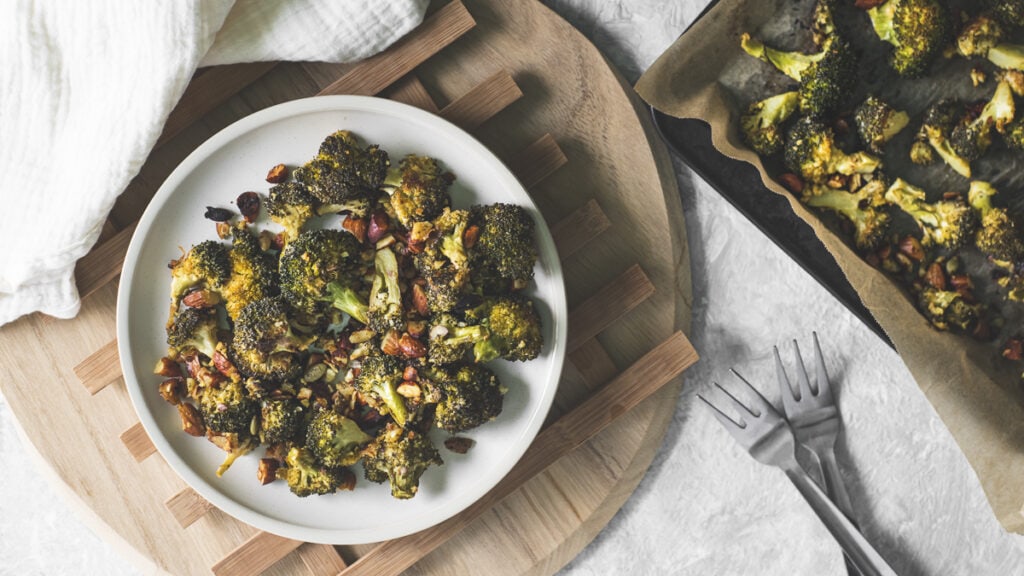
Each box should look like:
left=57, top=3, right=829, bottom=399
left=4, top=1, right=1024, bottom=574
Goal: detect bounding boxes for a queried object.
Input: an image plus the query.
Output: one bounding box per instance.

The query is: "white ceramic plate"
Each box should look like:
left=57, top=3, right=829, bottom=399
left=116, top=96, right=567, bottom=544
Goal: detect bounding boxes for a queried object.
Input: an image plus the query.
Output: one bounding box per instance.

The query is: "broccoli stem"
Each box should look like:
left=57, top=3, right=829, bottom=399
left=989, top=44, right=1024, bottom=70
left=867, top=2, right=896, bottom=44
left=740, top=33, right=821, bottom=81
left=326, top=282, right=369, bottom=324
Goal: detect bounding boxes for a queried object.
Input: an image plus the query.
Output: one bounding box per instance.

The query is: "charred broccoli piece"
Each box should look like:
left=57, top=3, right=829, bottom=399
left=260, top=398, right=307, bottom=445
left=221, top=223, right=279, bottom=321
left=355, top=353, right=409, bottom=427
left=429, top=364, right=506, bottom=433
left=278, top=229, right=369, bottom=323
left=867, top=0, right=952, bottom=77
left=986, top=0, right=1024, bottom=28
left=266, top=182, right=318, bottom=243
left=196, top=378, right=258, bottom=436
left=279, top=446, right=352, bottom=497
left=1003, top=114, right=1024, bottom=149
left=740, top=91, right=801, bottom=156
left=739, top=29, right=856, bottom=117
left=367, top=247, right=404, bottom=333
left=950, top=80, right=1016, bottom=162
left=968, top=180, right=1024, bottom=265
left=884, top=179, right=975, bottom=249
left=168, top=240, right=231, bottom=322
left=784, top=117, right=882, bottom=184
left=854, top=96, right=910, bottom=154
left=804, top=180, right=892, bottom=251
left=918, top=287, right=980, bottom=332
left=306, top=410, right=372, bottom=468
left=294, top=130, right=388, bottom=218
left=362, top=422, right=442, bottom=499
left=167, top=307, right=220, bottom=359
left=957, top=14, right=1004, bottom=58
left=469, top=203, right=539, bottom=291
left=914, top=100, right=972, bottom=177
left=427, top=313, right=490, bottom=365
left=382, top=155, right=452, bottom=229
left=230, top=296, right=314, bottom=382
left=414, top=208, right=472, bottom=313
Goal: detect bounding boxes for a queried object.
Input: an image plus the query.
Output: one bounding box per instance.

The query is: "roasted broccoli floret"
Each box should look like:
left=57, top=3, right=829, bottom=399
left=306, top=410, right=372, bottom=468
left=294, top=130, right=389, bottom=218
left=884, top=179, right=975, bottom=249
left=1003, top=114, right=1024, bottom=149
left=230, top=296, right=314, bottom=382
left=914, top=100, right=972, bottom=177
left=196, top=378, right=258, bottom=436
left=167, top=307, right=220, bottom=359
left=266, top=181, right=318, bottom=243
left=278, top=229, right=369, bottom=323
left=382, top=155, right=452, bottom=229
left=784, top=117, right=882, bottom=184
left=471, top=295, right=544, bottom=362
left=279, top=446, right=352, bottom=497
left=804, top=180, right=892, bottom=251
left=740, top=91, right=801, bottom=155
left=469, top=203, right=539, bottom=291
left=867, top=0, right=952, bottom=77
left=414, top=208, right=472, bottom=313
left=429, top=364, right=506, bottom=433
left=168, top=240, right=231, bottom=323
left=740, top=29, right=856, bottom=117
left=986, top=0, right=1024, bottom=28
left=918, top=287, right=980, bottom=332
left=968, top=180, right=1024, bottom=265
left=260, top=398, right=307, bottom=445
left=367, top=247, right=404, bottom=333
left=355, top=353, right=410, bottom=427
left=951, top=80, right=1016, bottom=162
left=957, top=14, right=1004, bottom=58
left=854, top=96, right=911, bottom=154
left=427, top=313, right=490, bottom=365
left=362, top=422, right=443, bottom=499
left=221, top=223, right=278, bottom=321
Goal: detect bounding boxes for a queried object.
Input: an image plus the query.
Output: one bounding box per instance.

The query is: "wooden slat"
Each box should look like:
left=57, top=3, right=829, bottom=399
left=568, top=339, right=619, bottom=388
left=73, top=339, right=121, bottom=395
left=386, top=75, right=440, bottom=113
left=438, top=71, right=523, bottom=132
left=156, top=62, right=277, bottom=148
left=74, top=222, right=136, bottom=302
left=297, top=544, right=348, bottom=575
left=508, top=133, right=568, bottom=189
left=339, top=331, right=697, bottom=576
left=165, top=486, right=215, bottom=529
left=566, top=264, right=655, bottom=352
left=212, top=531, right=303, bottom=576
left=318, top=1, right=475, bottom=97
left=550, top=199, right=611, bottom=259
left=119, top=422, right=156, bottom=462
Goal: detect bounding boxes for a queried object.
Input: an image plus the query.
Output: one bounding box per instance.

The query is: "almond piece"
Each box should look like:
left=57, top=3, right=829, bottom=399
left=257, top=458, right=279, bottom=485
left=381, top=329, right=402, bottom=356
left=154, top=357, right=182, bottom=378
left=342, top=217, right=368, bottom=243
left=924, top=263, right=946, bottom=290
left=183, top=289, right=221, bottom=308
left=398, top=333, right=427, bottom=359
left=411, top=284, right=429, bottom=317
left=266, top=163, right=288, bottom=183
left=178, top=403, right=205, bottom=437
left=396, top=381, right=421, bottom=398
left=158, top=378, right=184, bottom=405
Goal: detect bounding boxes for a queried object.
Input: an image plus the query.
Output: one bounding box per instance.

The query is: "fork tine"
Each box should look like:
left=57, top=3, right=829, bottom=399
left=812, top=332, right=830, bottom=391
left=728, top=368, right=777, bottom=416
left=774, top=346, right=798, bottom=401
left=697, top=384, right=746, bottom=429
left=792, top=339, right=818, bottom=396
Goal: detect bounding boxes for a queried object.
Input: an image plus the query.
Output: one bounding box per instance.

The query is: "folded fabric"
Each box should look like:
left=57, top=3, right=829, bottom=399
left=0, top=0, right=428, bottom=327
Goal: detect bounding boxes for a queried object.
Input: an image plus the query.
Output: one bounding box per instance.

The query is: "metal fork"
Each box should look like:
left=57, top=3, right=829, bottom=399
left=774, top=334, right=856, bottom=523
left=698, top=371, right=897, bottom=576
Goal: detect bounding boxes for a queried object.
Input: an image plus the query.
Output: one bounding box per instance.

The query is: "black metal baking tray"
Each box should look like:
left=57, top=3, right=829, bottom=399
left=648, top=0, right=892, bottom=347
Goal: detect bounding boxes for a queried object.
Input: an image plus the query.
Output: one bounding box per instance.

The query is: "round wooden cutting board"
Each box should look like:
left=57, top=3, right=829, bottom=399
left=0, top=1, right=692, bottom=574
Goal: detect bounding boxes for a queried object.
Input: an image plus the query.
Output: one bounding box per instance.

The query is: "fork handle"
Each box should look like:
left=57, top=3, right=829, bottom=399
left=786, top=467, right=898, bottom=576
left=819, top=449, right=857, bottom=526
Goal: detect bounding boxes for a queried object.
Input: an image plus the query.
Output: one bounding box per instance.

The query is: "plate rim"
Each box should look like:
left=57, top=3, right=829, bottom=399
left=115, top=94, right=568, bottom=544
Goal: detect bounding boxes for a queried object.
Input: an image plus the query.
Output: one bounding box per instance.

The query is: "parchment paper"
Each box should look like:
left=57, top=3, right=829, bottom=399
left=636, top=0, right=1024, bottom=532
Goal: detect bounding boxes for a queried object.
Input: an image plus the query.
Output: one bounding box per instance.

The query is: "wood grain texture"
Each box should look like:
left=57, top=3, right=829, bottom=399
left=120, top=422, right=157, bottom=462
left=566, top=264, right=655, bottom=352
left=550, top=199, right=611, bottom=259
left=165, top=486, right=215, bottom=529
left=339, top=332, right=698, bottom=576
left=212, top=531, right=303, bottom=576
left=439, top=70, right=523, bottom=131
left=0, top=1, right=692, bottom=575
left=297, top=544, right=348, bottom=575
left=75, top=222, right=136, bottom=302
left=73, top=338, right=121, bottom=395
left=385, top=75, right=441, bottom=113
left=508, top=133, right=568, bottom=189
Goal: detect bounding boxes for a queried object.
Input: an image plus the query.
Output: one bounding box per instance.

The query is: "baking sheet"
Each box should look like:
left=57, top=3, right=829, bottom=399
left=637, top=0, right=1024, bottom=531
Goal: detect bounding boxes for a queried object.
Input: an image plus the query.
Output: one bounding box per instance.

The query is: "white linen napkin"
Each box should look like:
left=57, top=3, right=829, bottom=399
left=0, top=0, right=428, bottom=327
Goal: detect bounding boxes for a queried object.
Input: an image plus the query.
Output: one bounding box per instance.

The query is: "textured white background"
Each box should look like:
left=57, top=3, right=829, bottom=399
left=3, top=1, right=1024, bottom=574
